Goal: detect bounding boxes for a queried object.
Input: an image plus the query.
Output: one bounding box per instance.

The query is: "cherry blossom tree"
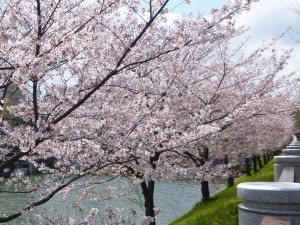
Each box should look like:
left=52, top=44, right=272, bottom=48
left=79, top=12, right=299, bottom=224
left=0, top=0, right=298, bottom=224
left=0, top=0, right=192, bottom=223
left=185, top=36, right=298, bottom=181
left=197, top=37, right=298, bottom=156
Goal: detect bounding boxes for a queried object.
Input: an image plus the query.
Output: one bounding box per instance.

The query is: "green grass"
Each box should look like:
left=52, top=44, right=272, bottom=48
left=169, top=159, right=275, bottom=225
left=295, top=111, right=300, bottom=129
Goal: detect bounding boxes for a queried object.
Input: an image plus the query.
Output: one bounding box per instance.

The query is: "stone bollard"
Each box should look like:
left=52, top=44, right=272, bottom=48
left=238, top=182, right=300, bottom=225
left=290, top=134, right=300, bottom=143
left=285, top=145, right=300, bottom=150
left=283, top=148, right=300, bottom=156
left=274, top=149, right=300, bottom=182
left=274, top=156, right=300, bottom=182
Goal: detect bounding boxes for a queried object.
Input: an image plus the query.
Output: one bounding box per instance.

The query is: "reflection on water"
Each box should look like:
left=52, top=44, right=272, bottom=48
left=0, top=177, right=226, bottom=225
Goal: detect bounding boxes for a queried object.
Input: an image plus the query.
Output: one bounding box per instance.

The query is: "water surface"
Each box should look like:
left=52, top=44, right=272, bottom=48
left=0, top=177, right=226, bottom=224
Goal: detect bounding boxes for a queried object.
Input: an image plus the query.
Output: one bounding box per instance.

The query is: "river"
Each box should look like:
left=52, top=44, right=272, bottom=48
left=0, top=177, right=226, bottom=225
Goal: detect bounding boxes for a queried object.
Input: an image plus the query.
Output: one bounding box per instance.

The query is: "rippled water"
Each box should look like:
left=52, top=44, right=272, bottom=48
left=0, top=177, right=226, bottom=225
left=151, top=180, right=225, bottom=224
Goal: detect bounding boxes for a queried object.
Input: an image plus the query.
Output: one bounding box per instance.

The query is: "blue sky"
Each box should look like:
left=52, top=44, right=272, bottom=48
left=165, top=0, right=227, bottom=15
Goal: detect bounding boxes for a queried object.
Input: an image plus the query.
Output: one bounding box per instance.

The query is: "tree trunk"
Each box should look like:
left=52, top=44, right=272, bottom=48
left=224, top=154, right=229, bottom=165
left=201, top=180, right=210, bottom=201
left=257, top=155, right=263, bottom=169
left=252, top=155, right=258, bottom=173
left=140, top=180, right=155, bottom=225
left=227, top=176, right=234, bottom=187
left=245, top=157, right=251, bottom=176
left=203, top=147, right=209, bottom=160
left=267, top=152, right=271, bottom=161
left=263, top=153, right=267, bottom=165
left=224, top=155, right=234, bottom=187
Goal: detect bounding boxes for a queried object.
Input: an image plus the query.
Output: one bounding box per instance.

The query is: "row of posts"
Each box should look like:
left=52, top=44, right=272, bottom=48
left=238, top=135, right=300, bottom=225
left=244, top=152, right=277, bottom=176
left=200, top=151, right=276, bottom=201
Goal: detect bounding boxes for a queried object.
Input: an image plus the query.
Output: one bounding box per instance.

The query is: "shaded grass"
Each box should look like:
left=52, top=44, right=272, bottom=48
left=169, top=159, right=275, bottom=225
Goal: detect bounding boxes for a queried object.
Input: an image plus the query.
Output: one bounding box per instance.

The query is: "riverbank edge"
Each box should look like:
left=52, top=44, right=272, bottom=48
left=168, top=159, right=275, bottom=225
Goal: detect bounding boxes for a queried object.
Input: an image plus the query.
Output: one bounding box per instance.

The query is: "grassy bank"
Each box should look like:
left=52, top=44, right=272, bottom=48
left=169, top=159, right=274, bottom=225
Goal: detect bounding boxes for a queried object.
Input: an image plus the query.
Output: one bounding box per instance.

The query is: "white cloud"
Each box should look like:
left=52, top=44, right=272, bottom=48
left=237, top=0, right=299, bottom=40
left=235, top=0, right=300, bottom=78
left=163, top=12, right=184, bottom=26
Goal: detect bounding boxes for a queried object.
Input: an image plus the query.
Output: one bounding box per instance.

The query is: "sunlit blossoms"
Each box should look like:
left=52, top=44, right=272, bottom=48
left=0, top=0, right=298, bottom=224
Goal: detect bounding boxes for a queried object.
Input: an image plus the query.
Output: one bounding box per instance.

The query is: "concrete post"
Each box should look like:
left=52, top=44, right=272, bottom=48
left=238, top=182, right=300, bottom=225
left=274, top=148, right=300, bottom=182
left=274, top=156, right=300, bottom=182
